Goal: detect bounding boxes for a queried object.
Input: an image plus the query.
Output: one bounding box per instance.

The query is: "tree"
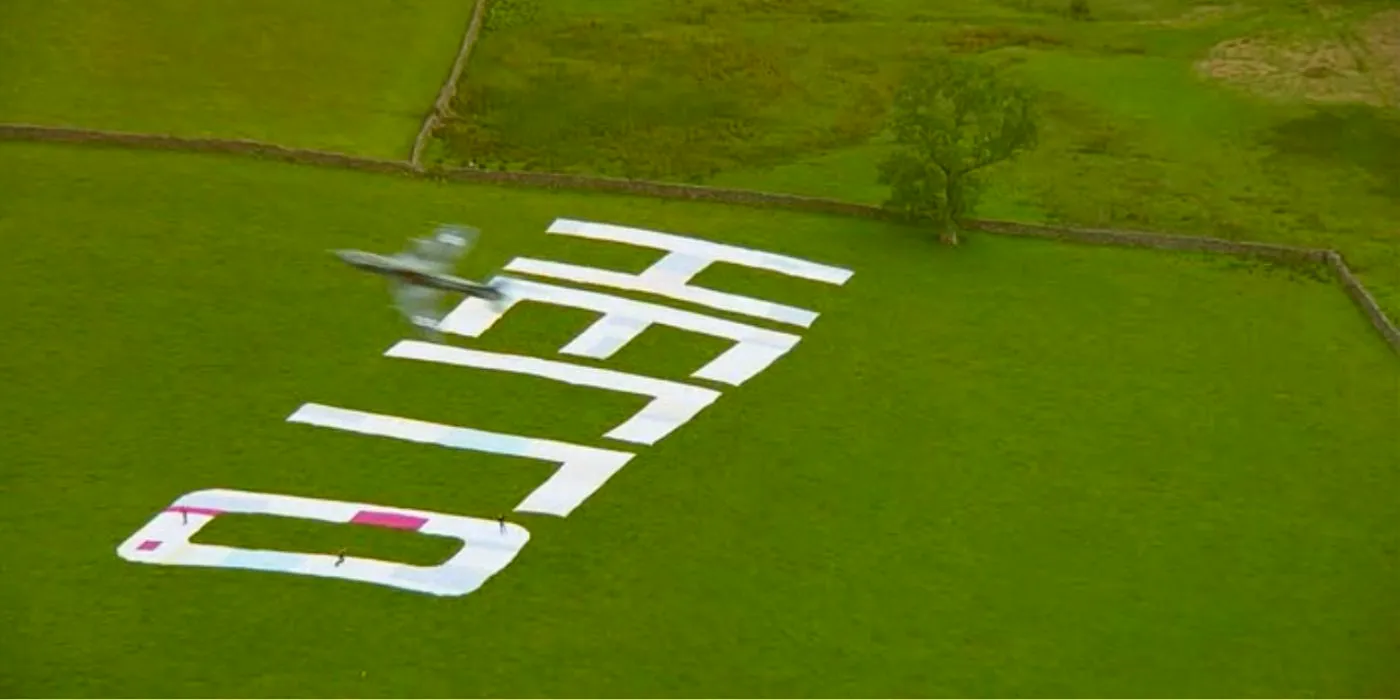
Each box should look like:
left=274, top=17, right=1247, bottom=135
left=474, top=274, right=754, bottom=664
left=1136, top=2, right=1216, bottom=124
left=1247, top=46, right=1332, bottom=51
left=878, top=56, right=1039, bottom=245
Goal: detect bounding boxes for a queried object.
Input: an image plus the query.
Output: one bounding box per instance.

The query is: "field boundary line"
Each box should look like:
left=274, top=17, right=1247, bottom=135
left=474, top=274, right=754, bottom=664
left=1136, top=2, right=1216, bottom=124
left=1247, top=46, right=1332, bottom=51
left=2, top=122, right=1396, bottom=355
left=0, top=123, right=419, bottom=176
left=409, top=0, right=490, bottom=167
left=1324, top=250, right=1400, bottom=351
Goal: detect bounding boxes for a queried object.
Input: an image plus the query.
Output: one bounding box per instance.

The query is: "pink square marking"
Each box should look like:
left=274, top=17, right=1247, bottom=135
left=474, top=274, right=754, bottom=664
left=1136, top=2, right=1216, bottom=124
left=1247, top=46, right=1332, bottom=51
left=351, top=510, right=428, bottom=530
left=137, top=540, right=162, bottom=551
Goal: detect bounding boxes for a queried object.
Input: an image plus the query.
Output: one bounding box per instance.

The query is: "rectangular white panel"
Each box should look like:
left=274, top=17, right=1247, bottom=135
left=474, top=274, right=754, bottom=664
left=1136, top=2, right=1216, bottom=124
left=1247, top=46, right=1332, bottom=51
left=546, top=218, right=855, bottom=285
left=286, top=403, right=635, bottom=517
left=384, top=340, right=720, bottom=446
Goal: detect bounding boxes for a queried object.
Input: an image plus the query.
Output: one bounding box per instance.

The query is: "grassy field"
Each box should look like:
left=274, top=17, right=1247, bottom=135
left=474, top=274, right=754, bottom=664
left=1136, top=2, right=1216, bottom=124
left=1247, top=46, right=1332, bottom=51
left=441, top=0, right=1400, bottom=321
left=2, top=141, right=1398, bottom=697
left=0, top=0, right=474, bottom=158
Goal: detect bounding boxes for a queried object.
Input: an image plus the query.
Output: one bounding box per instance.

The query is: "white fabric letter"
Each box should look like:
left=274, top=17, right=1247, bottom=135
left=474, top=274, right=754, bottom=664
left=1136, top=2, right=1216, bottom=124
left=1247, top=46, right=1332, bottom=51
left=437, top=277, right=801, bottom=386
left=286, top=403, right=635, bottom=517
left=384, top=340, right=720, bottom=445
left=116, top=489, right=529, bottom=597
left=500, top=218, right=854, bottom=328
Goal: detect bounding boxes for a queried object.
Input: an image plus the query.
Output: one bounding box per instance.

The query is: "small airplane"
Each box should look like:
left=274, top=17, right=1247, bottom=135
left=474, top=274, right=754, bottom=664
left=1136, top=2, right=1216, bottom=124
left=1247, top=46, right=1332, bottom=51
left=333, top=224, right=506, bottom=336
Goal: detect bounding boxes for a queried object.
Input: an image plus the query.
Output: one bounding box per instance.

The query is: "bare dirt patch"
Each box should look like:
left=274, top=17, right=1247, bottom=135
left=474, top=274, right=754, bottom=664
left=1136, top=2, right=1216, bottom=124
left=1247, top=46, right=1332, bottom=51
left=1196, top=10, right=1400, bottom=107
left=1361, top=10, right=1400, bottom=102
left=943, top=25, right=1066, bottom=54
left=1145, top=4, right=1248, bottom=28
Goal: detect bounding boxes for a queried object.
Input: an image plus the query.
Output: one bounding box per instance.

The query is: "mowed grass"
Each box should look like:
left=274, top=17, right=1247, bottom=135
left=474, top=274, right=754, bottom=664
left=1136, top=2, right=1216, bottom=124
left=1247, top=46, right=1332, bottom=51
left=1, top=142, right=1398, bottom=697
left=0, top=0, right=474, bottom=158
left=444, top=0, right=1400, bottom=322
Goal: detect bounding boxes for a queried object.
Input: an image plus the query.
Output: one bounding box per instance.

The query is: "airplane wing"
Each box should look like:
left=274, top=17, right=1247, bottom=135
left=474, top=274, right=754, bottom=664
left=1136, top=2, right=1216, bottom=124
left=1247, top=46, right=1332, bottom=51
left=390, top=279, right=446, bottom=331
left=398, top=224, right=479, bottom=274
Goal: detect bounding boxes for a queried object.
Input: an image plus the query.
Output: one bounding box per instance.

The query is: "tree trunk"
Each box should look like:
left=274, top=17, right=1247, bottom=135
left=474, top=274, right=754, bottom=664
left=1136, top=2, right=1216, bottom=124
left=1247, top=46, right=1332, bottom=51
left=942, top=174, right=962, bottom=246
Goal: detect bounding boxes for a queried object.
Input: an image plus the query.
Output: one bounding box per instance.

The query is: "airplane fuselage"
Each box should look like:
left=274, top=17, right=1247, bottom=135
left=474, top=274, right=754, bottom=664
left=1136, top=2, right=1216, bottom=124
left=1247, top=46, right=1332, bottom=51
left=333, top=249, right=503, bottom=299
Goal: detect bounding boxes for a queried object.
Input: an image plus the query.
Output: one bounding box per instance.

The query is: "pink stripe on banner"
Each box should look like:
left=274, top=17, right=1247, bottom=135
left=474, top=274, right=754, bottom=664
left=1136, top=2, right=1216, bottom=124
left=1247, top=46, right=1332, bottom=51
left=351, top=510, right=428, bottom=530
left=166, top=506, right=224, bottom=517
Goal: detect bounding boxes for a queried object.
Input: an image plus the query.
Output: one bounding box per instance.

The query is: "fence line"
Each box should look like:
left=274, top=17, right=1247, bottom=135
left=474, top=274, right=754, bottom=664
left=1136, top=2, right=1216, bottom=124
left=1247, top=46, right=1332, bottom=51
left=965, top=219, right=1331, bottom=264
left=1325, top=251, right=1400, bottom=351
left=409, top=0, right=491, bottom=167
left=2, top=122, right=1395, bottom=355
left=0, top=123, right=419, bottom=176
left=432, top=165, right=900, bottom=218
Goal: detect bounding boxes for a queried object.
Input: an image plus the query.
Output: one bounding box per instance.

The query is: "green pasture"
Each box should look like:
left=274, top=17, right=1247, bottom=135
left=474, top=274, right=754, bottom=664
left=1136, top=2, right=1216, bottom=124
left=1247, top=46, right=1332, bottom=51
left=1, top=142, right=1397, bottom=697
left=445, top=0, right=1400, bottom=320
left=0, top=0, right=472, bottom=158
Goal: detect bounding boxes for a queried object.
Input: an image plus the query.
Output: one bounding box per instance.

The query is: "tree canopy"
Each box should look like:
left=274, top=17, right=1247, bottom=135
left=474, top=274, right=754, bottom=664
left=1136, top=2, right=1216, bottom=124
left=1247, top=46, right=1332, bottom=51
left=878, top=55, right=1039, bottom=243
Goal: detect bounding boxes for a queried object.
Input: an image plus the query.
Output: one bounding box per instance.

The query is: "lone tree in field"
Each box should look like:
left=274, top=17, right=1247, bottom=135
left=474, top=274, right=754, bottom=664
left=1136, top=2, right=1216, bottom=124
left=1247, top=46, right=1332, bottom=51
left=878, top=56, right=1039, bottom=245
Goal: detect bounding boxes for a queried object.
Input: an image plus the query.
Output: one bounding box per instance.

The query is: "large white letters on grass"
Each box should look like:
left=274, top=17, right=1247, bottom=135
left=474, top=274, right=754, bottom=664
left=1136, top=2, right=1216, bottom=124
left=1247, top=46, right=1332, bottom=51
left=438, top=277, right=801, bottom=386
left=120, top=219, right=854, bottom=597
left=505, top=219, right=852, bottom=328
left=384, top=340, right=720, bottom=446
left=116, top=489, right=529, bottom=597
left=286, top=402, right=634, bottom=517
